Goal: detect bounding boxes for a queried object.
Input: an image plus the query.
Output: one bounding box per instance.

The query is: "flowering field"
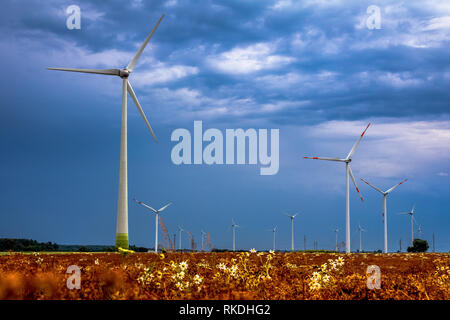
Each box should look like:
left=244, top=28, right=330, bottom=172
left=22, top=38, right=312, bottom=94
left=0, top=251, right=449, bottom=300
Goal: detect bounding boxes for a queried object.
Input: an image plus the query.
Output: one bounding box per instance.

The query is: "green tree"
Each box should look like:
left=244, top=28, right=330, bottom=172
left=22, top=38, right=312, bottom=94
left=407, top=239, right=429, bottom=252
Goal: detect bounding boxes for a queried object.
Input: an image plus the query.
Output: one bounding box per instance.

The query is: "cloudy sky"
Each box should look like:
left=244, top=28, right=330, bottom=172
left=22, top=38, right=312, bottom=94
left=1, top=0, right=449, bottom=252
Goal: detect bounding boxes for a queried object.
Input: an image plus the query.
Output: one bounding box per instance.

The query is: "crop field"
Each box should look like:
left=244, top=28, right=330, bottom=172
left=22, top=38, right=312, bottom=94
left=0, top=251, right=449, bottom=300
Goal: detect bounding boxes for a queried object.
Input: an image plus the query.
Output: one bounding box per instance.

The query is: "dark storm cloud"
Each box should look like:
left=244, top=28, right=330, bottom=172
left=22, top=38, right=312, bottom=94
left=1, top=0, right=450, bottom=125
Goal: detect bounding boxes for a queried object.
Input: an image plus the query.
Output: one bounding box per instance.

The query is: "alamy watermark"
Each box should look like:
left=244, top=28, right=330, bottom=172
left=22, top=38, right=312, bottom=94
left=66, top=5, right=81, bottom=30
left=366, top=5, right=381, bottom=30
left=366, top=265, right=381, bottom=289
left=171, top=121, right=279, bottom=175
left=66, top=265, right=81, bottom=289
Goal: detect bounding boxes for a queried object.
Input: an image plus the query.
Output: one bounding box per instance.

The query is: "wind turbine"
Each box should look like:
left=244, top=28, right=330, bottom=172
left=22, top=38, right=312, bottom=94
left=358, top=223, right=366, bottom=252
left=417, top=224, right=423, bottom=238
left=334, top=228, right=339, bottom=252
left=48, top=15, right=165, bottom=249
left=304, top=123, right=369, bottom=253
left=201, top=230, right=207, bottom=251
left=283, top=213, right=299, bottom=251
left=268, top=226, right=277, bottom=251
left=177, top=225, right=184, bottom=250
left=398, top=204, right=416, bottom=246
left=133, top=198, right=171, bottom=253
left=360, top=178, right=408, bottom=253
left=231, top=219, right=240, bottom=251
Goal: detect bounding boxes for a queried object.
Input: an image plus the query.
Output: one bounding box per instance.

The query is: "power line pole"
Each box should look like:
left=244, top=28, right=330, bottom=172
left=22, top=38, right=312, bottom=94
left=304, top=235, right=306, bottom=251
left=399, top=239, right=402, bottom=252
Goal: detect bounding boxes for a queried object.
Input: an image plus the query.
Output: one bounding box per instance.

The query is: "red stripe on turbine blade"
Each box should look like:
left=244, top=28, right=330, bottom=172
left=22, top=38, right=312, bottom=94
left=313, top=157, right=319, bottom=159
left=360, top=123, right=370, bottom=137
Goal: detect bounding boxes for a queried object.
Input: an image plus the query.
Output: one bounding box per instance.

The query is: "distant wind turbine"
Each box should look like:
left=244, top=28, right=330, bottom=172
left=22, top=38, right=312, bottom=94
left=334, top=228, right=339, bottom=252
left=231, top=219, right=240, bottom=251
left=417, top=224, right=423, bottom=238
left=178, top=225, right=184, bottom=250
left=304, top=124, right=369, bottom=253
left=283, top=213, right=299, bottom=251
left=201, top=230, right=207, bottom=251
left=269, top=226, right=277, bottom=251
left=360, top=178, right=408, bottom=253
left=398, top=204, right=416, bottom=246
left=134, top=198, right=171, bottom=253
left=358, top=223, right=366, bottom=252
left=48, top=15, right=165, bottom=249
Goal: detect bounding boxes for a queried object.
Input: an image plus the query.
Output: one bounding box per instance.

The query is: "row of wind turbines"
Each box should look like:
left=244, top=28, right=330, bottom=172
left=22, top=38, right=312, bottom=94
left=47, top=15, right=423, bottom=254
left=302, top=123, right=423, bottom=253
left=230, top=203, right=419, bottom=253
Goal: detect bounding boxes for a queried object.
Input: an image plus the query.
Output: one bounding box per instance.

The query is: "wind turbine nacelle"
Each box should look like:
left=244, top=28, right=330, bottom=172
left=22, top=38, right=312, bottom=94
left=119, top=69, right=130, bottom=78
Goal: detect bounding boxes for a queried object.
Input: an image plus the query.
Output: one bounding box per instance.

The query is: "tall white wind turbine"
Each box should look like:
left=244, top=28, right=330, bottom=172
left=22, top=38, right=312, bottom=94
left=178, top=225, right=184, bottom=250
left=231, top=219, right=240, bottom=251
left=304, top=124, right=369, bottom=253
left=358, top=223, right=366, bottom=252
left=360, top=178, right=408, bottom=253
left=48, top=15, right=165, bottom=249
left=134, top=198, right=171, bottom=253
left=398, top=204, right=416, bottom=246
left=283, top=213, right=299, bottom=251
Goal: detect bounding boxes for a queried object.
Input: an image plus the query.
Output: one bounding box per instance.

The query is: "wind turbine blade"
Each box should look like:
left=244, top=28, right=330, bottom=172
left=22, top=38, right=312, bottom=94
left=346, top=123, right=370, bottom=160
left=386, top=179, right=408, bottom=194
left=411, top=204, right=416, bottom=214
left=133, top=198, right=157, bottom=213
left=348, top=166, right=363, bottom=202
left=127, top=81, right=157, bottom=142
left=158, top=202, right=172, bottom=212
left=47, top=67, right=120, bottom=76
left=293, top=213, right=299, bottom=218
left=360, top=178, right=384, bottom=194
left=126, top=14, right=165, bottom=72
left=397, top=212, right=410, bottom=215
left=303, top=156, right=346, bottom=162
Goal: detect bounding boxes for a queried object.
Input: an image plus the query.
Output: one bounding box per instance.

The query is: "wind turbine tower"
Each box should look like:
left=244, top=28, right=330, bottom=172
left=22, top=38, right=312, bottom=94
left=201, top=230, right=207, bottom=251
left=358, top=223, right=366, bottom=252
left=399, top=204, right=416, bottom=247
left=231, top=219, right=240, bottom=251
left=48, top=15, right=165, bottom=249
left=134, top=198, right=171, bottom=253
left=178, top=225, right=184, bottom=250
left=304, top=124, right=369, bottom=253
left=361, top=178, right=407, bottom=253
left=334, top=228, right=339, bottom=252
left=283, top=213, right=299, bottom=251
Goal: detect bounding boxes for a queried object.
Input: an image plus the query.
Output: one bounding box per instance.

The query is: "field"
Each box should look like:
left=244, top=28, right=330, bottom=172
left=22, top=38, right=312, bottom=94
left=0, top=251, right=449, bottom=300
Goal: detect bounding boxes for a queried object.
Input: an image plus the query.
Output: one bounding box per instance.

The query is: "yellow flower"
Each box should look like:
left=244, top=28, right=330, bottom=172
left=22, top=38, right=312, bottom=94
left=159, top=253, right=165, bottom=260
